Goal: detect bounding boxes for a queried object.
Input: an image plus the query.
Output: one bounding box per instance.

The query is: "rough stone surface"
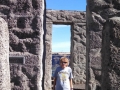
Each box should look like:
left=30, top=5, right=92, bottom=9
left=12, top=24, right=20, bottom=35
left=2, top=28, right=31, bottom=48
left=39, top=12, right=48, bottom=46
left=46, top=9, right=86, bottom=89
left=87, top=0, right=120, bottom=90
left=0, top=0, right=45, bottom=90
left=0, top=17, right=11, bottom=90
left=43, top=22, right=52, bottom=90
left=1, top=0, right=119, bottom=90
left=102, top=17, right=120, bottom=90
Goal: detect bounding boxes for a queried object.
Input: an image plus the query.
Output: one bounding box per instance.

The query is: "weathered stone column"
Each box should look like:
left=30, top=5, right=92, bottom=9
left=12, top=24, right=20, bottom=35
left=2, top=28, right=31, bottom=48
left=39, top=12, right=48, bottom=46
left=102, top=17, right=120, bottom=90
left=37, top=0, right=45, bottom=90
left=86, top=0, right=120, bottom=90
left=71, top=23, right=86, bottom=89
left=43, top=22, right=52, bottom=90
left=0, top=0, right=45, bottom=90
left=0, top=17, right=11, bottom=90
left=86, top=1, right=104, bottom=89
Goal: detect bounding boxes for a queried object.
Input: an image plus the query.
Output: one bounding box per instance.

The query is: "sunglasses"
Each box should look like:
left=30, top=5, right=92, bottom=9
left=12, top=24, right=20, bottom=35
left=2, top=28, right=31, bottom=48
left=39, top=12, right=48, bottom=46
left=61, top=62, right=68, bottom=64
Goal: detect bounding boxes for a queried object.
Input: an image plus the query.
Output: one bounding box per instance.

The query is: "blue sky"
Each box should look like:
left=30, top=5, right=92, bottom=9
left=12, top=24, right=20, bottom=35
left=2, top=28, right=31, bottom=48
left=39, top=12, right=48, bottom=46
left=52, top=25, right=71, bottom=52
left=46, top=0, right=86, bottom=52
left=46, top=0, right=86, bottom=11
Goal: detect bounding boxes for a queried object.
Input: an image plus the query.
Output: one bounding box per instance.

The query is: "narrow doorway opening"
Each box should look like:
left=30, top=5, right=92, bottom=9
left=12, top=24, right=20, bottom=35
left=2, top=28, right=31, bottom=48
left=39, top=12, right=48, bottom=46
left=52, top=24, right=71, bottom=76
left=51, top=24, right=71, bottom=88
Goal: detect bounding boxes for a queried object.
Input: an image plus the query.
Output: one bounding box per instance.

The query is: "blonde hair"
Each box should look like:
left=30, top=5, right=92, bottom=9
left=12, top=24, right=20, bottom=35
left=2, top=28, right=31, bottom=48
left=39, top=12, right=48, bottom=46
left=60, top=57, right=69, bottom=66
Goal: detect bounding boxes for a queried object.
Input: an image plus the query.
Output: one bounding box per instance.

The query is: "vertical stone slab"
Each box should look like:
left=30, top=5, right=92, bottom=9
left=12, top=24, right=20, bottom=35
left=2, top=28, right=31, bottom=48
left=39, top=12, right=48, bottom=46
left=0, top=17, right=10, bottom=90
left=44, top=22, right=52, bottom=90
left=86, top=0, right=105, bottom=90
left=36, top=0, right=45, bottom=90
left=0, top=0, right=45, bottom=90
left=102, top=17, right=120, bottom=90
left=71, top=23, right=86, bottom=89
left=87, top=0, right=120, bottom=90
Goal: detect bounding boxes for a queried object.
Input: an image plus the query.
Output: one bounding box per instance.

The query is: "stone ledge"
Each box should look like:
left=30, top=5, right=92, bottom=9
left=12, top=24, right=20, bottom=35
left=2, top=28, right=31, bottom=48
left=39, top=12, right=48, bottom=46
left=73, top=84, right=85, bottom=90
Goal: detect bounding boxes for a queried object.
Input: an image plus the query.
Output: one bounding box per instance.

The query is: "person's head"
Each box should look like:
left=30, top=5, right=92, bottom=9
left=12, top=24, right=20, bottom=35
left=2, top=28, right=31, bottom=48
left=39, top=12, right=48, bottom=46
left=60, top=57, right=69, bottom=68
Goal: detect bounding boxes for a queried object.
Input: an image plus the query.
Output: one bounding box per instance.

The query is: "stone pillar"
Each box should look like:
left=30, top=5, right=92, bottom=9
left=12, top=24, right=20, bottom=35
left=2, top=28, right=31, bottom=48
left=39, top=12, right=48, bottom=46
left=37, top=0, right=45, bottom=90
left=44, top=22, right=52, bottom=90
left=87, top=0, right=120, bottom=90
left=86, top=0, right=106, bottom=90
left=102, top=17, right=120, bottom=90
left=0, top=0, right=45, bottom=90
left=70, top=22, right=86, bottom=89
left=0, top=17, right=11, bottom=90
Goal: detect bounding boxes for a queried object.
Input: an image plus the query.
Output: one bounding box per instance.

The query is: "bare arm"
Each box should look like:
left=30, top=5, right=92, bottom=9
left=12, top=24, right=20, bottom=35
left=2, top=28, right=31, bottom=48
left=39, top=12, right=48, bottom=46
left=69, top=78, right=73, bottom=89
left=53, top=78, right=56, bottom=90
